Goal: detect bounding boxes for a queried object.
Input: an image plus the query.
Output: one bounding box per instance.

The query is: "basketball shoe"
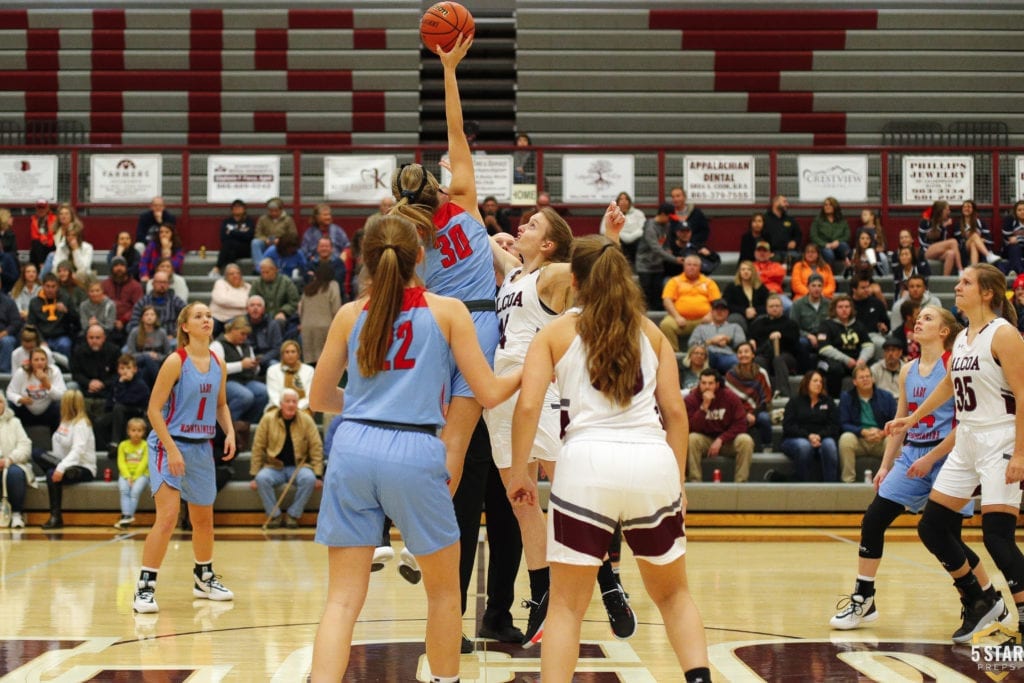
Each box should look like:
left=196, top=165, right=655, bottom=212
left=602, top=585, right=637, bottom=639
left=830, top=594, right=878, bottom=630
left=398, top=547, right=421, bottom=584
left=521, top=592, right=548, bottom=648
left=133, top=579, right=158, bottom=614
left=193, top=570, right=234, bottom=601
left=953, top=591, right=1005, bottom=644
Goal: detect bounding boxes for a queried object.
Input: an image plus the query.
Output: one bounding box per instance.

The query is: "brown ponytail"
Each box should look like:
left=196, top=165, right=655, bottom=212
left=971, top=264, right=1018, bottom=328
left=390, top=163, right=441, bottom=247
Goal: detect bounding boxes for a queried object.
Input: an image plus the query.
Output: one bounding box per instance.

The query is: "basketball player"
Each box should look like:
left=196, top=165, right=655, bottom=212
left=133, top=302, right=236, bottom=614
left=308, top=215, right=520, bottom=682
left=890, top=264, right=1024, bottom=643
left=830, top=305, right=1003, bottom=630
left=390, top=34, right=496, bottom=497
left=507, top=236, right=711, bottom=683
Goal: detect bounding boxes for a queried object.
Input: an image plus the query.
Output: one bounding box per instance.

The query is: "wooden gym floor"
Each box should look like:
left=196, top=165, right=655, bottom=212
left=0, top=523, right=1017, bottom=681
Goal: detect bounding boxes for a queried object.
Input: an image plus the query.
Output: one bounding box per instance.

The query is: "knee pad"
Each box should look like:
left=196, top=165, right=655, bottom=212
left=918, top=500, right=969, bottom=572
left=859, top=496, right=905, bottom=559
left=982, top=513, right=1024, bottom=593
left=961, top=540, right=981, bottom=571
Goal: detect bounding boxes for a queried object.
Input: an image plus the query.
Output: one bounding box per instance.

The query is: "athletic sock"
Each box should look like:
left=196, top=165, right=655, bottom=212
left=430, top=676, right=458, bottom=683
left=854, top=575, right=875, bottom=598
left=685, top=667, right=712, bottom=683
left=597, top=560, right=618, bottom=593
left=139, top=567, right=158, bottom=585
left=195, top=559, right=213, bottom=579
left=528, top=567, right=549, bottom=603
left=954, top=572, right=985, bottom=602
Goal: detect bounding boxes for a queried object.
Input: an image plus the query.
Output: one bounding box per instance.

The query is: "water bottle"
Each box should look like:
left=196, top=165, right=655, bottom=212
left=199, top=245, right=207, bottom=259
left=104, top=468, right=112, bottom=482
left=863, top=469, right=873, bottom=484
left=712, top=468, right=722, bottom=483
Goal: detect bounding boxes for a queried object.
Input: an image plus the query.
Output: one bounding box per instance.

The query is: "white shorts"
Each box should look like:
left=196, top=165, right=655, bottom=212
left=932, top=422, right=1022, bottom=508
left=483, top=384, right=561, bottom=469
left=547, top=437, right=686, bottom=567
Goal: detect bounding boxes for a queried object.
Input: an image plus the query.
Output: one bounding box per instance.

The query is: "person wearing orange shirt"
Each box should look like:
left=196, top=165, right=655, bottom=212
left=752, top=240, right=792, bottom=313
left=791, top=242, right=837, bottom=301
left=659, top=254, right=721, bottom=352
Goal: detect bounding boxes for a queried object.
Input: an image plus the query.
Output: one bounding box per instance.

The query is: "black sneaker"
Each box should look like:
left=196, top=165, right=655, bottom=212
left=602, top=585, right=637, bottom=639
left=478, top=622, right=525, bottom=643
left=953, top=592, right=1005, bottom=644
left=521, top=592, right=548, bottom=648
left=461, top=633, right=474, bottom=654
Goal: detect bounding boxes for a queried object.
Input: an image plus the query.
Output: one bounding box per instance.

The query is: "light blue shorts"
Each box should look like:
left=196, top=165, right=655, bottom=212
left=449, top=310, right=498, bottom=399
left=314, top=421, right=459, bottom=556
left=879, top=443, right=974, bottom=516
left=147, top=432, right=217, bottom=506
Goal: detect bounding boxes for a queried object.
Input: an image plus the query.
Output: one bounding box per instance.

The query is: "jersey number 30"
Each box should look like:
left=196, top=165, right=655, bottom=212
left=437, top=225, right=473, bottom=268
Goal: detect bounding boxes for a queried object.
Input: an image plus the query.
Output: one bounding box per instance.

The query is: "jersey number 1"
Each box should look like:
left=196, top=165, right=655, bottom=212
left=196, top=397, right=207, bottom=421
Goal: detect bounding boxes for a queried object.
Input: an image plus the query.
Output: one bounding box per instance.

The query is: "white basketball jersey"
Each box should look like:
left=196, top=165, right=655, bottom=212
left=949, top=317, right=1016, bottom=428
left=494, top=267, right=557, bottom=373
left=555, top=317, right=665, bottom=444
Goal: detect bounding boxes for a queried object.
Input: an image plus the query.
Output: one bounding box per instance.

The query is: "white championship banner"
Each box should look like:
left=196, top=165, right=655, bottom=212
left=0, top=155, right=58, bottom=204
left=207, top=155, right=280, bottom=204
left=561, top=155, right=634, bottom=204
left=901, top=156, right=974, bottom=205
left=684, top=155, right=755, bottom=204
left=797, top=155, right=868, bottom=203
left=324, top=156, right=396, bottom=203
left=90, top=154, right=162, bottom=203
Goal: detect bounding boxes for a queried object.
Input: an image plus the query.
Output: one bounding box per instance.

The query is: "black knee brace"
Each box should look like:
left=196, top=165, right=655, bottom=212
left=858, top=496, right=905, bottom=559
left=982, top=513, right=1024, bottom=593
left=918, top=500, right=969, bottom=572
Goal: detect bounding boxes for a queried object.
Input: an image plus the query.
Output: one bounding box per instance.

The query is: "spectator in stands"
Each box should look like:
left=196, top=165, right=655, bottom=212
left=135, top=196, right=174, bottom=247
left=360, top=196, right=395, bottom=233
left=211, top=199, right=255, bottom=277
left=838, top=363, right=896, bottom=483
left=1013, top=274, right=1024, bottom=334
left=790, top=273, right=831, bottom=372
left=635, top=203, right=683, bottom=310
left=7, top=347, right=65, bottom=430
left=97, top=354, right=149, bottom=448
left=27, top=273, right=78, bottom=360
left=752, top=240, right=791, bottom=312
left=679, top=343, right=709, bottom=396
left=55, top=261, right=87, bottom=311
left=600, top=191, right=645, bottom=267
left=764, top=194, right=801, bottom=264
left=52, top=225, right=93, bottom=279
left=0, top=393, right=33, bottom=529
left=300, top=203, right=349, bottom=261
left=340, top=228, right=362, bottom=302
left=71, top=323, right=120, bottom=421
left=791, top=242, right=837, bottom=301
left=892, top=245, right=931, bottom=297
left=251, top=197, right=298, bottom=270
left=888, top=274, right=941, bottom=330
left=128, top=271, right=184, bottom=340
left=809, top=197, right=851, bottom=268
left=748, top=294, right=801, bottom=398
left=12, top=263, right=41, bottom=320
left=722, top=260, right=769, bottom=333
left=850, top=275, right=889, bottom=352
left=724, top=341, right=773, bottom=451
left=304, top=236, right=346, bottom=295
left=669, top=186, right=710, bottom=246
left=781, top=370, right=839, bottom=482
left=113, top=417, right=149, bottom=529
left=918, top=200, right=963, bottom=276
left=658, top=254, right=721, bottom=352
left=687, top=298, right=744, bottom=373
left=29, top=199, right=57, bottom=268
left=684, top=368, right=754, bottom=483
left=266, top=340, right=314, bottom=411
left=211, top=316, right=269, bottom=425
left=1000, top=200, right=1024, bottom=274
left=102, top=257, right=143, bottom=340
left=36, top=389, right=95, bottom=529
left=124, top=305, right=171, bottom=385
left=244, top=295, right=282, bottom=374
left=107, top=231, right=141, bottom=281
left=139, top=223, right=184, bottom=282
left=871, top=336, right=905, bottom=397
left=78, top=279, right=116, bottom=341
left=846, top=230, right=887, bottom=285
left=10, top=326, right=52, bottom=372
left=263, top=231, right=306, bottom=281
left=818, top=294, right=874, bottom=396
left=41, top=203, right=83, bottom=276
left=669, top=221, right=720, bottom=275
left=0, top=288, right=20, bottom=373
left=299, top=261, right=342, bottom=364
left=209, top=263, right=251, bottom=331
left=955, top=199, right=999, bottom=266
left=739, top=212, right=765, bottom=264
left=480, top=195, right=513, bottom=236
left=513, top=132, right=534, bottom=183
left=251, top=259, right=299, bottom=324
left=518, top=191, right=552, bottom=227
left=249, top=388, right=323, bottom=528
left=145, top=257, right=189, bottom=302
left=0, top=208, right=17, bottom=255
left=855, top=209, right=890, bottom=275
left=892, top=299, right=921, bottom=361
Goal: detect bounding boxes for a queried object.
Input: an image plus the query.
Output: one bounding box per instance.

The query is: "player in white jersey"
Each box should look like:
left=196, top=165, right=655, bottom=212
left=890, top=264, right=1024, bottom=643
left=507, top=236, right=710, bottom=683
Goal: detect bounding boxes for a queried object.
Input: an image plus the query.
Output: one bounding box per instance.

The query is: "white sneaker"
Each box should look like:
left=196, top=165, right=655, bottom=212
left=398, top=547, right=421, bottom=584
left=208, top=267, right=220, bottom=277
left=133, top=581, right=159, bottom=614
left=193, top=571, right=234, bottom=601
left=114, top=515, right=134, bottom=530
left=10, top=512, right=24, bottom=528
left=987, top=252, right=1002, bottom=264
left=371, top=545, right=395, bottom=572
left=830, top=594, right=877, bottom=630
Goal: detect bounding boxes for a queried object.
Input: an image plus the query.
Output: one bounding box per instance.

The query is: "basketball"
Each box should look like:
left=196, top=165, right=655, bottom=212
left=420, top=2, right=475, bottom=54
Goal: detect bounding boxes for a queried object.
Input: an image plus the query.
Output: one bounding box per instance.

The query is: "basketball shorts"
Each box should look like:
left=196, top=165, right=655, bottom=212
left=547, top=437, right=686, bottom=567
left=148, top=432, right=216, bottom=506
left=315, top=421, right=460, bottom=556
left=932, top=423, right=1022, bottom=508
left=483, top=377, right=561, bottom=468
left=879, top=443, right=974, bottom=516
left=450, top=310, right=498, bottom=399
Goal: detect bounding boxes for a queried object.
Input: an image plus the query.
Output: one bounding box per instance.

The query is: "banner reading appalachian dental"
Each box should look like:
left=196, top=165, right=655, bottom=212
left=684, top=155, right=755, bottom=204
left=901, top=156, right=974, bottom=205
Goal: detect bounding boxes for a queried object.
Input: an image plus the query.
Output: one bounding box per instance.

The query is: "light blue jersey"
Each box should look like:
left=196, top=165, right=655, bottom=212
left=421, top=202, right=495, bottom=303
left=905, top=353, right=954, bottom=445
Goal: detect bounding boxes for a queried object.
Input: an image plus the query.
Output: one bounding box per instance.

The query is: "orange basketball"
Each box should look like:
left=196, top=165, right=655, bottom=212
left=420, top=2, right=475, bottom=54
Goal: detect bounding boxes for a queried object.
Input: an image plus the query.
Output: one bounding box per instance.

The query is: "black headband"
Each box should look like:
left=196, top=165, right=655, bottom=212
left=399, top=164, right=429, bottom=204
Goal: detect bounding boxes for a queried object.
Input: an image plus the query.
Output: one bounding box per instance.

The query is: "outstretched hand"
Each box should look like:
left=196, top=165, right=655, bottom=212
left=603, top=202, right=625, bottom=242
left=436, top=33, right=473, bottom=68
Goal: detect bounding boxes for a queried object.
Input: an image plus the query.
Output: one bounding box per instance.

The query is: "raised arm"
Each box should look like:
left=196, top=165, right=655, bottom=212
left=436, top=35, right=481, bottom=223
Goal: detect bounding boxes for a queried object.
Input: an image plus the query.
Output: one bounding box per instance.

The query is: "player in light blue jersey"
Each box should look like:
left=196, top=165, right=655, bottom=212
left=132, top=302, right=236, bottom=615
left=308, top=214, right=520, bottom=682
